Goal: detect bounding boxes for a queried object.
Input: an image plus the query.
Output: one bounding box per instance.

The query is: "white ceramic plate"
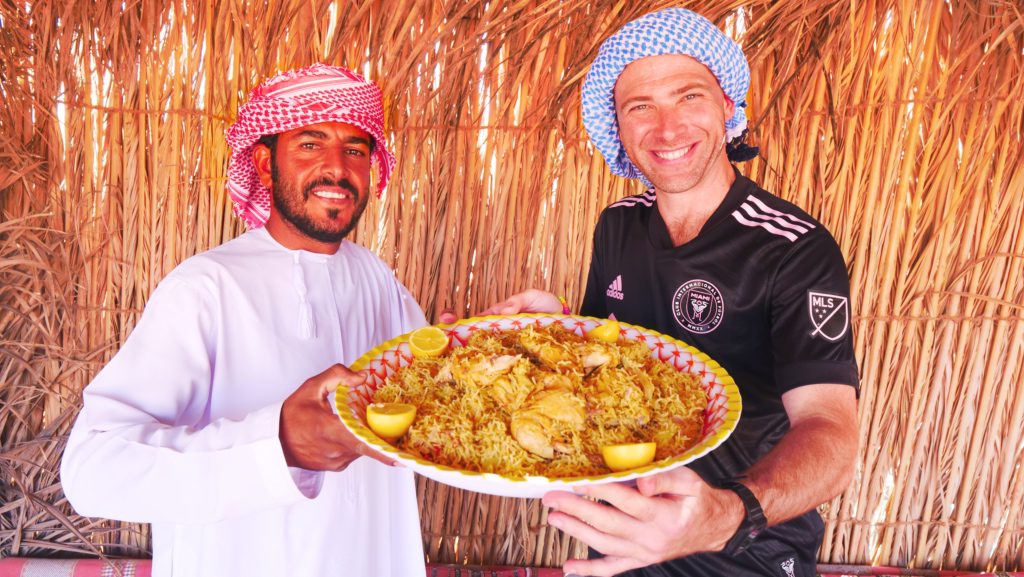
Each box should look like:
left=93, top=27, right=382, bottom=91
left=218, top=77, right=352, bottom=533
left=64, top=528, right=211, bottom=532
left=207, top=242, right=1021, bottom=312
left=336, top=314, right=740, bottom=498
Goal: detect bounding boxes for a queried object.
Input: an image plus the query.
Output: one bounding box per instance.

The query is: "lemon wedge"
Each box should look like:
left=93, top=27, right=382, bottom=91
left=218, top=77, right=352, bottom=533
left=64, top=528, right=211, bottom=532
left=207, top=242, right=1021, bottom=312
left=601, top=442, right=657, bottom=472
left=366, top=402, right=417, bottom=441
left=408, top=326, right=450, bottom=358
left=587, top=320, right=620, bottom=343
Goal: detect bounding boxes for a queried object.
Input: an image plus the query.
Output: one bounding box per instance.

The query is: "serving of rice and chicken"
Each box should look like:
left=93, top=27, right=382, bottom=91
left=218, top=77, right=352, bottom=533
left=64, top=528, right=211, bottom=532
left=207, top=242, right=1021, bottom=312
left=370, top=323, right=707, bottom=477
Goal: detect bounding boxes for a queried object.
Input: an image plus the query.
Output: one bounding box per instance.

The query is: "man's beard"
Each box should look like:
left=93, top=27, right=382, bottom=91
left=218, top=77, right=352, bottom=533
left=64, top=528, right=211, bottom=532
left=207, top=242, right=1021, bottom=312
left=270, top=159, right=368, bottom=243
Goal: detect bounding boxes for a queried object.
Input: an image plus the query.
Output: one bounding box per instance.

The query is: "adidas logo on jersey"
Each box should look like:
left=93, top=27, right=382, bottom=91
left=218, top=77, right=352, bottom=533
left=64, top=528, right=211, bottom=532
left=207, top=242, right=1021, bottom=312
left=606, top=275, right=624, bottom=300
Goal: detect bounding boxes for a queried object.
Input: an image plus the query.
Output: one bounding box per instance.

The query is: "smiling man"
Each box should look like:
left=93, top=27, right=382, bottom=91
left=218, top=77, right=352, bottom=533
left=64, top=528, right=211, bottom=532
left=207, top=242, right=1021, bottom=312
left=61, top=65, right=427, bottom=577
left=255, top=122, right=373, bottom=248
left=483, top=9, right=859, bottom=577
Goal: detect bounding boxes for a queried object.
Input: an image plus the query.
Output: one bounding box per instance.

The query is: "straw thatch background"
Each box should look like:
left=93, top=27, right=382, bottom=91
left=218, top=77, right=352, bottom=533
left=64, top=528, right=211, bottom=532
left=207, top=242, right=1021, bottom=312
left=2, top=0, right=1022, bottom=570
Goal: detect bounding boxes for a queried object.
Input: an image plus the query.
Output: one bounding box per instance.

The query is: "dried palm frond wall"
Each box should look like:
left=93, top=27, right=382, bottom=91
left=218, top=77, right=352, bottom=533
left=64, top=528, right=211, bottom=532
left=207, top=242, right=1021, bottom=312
left=1, top=0, right=1022, bottom=570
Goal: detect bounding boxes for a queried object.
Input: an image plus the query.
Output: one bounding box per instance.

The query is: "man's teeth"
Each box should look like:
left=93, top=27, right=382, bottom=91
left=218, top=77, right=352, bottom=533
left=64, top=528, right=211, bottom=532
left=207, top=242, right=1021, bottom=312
left=314, top=190, right=351, bottom=200
left=655, top=145, right=692, bottom=160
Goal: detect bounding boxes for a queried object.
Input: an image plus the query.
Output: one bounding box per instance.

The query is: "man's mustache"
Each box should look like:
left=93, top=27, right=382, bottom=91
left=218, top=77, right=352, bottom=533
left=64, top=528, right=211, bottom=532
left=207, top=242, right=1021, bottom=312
left=303, top=177, right=360, bottom=197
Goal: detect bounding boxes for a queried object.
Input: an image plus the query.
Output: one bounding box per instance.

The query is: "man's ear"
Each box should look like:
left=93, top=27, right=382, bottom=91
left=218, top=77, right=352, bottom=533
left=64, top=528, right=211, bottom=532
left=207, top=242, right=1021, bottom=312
left=724, top=95, right=736, bottom=119
left=252, top=144, right=274, bottom=188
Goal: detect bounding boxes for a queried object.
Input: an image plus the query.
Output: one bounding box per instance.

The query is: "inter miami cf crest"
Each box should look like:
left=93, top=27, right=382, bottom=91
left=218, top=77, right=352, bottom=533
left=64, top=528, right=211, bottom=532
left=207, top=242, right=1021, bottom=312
left=808, top=291, right=850, bottom=341
left=672, top=279, right=725, bottom=334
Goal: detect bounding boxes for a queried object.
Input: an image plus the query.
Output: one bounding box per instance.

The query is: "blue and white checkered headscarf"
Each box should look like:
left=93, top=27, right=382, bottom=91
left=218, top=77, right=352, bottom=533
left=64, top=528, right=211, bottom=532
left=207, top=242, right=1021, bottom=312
left=582, top=8, right=753, bottom=180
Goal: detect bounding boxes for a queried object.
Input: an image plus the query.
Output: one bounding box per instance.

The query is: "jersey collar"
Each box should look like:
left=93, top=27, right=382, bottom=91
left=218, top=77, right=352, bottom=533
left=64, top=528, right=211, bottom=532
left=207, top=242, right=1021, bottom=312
left=648, top=167, right=757, bottom=249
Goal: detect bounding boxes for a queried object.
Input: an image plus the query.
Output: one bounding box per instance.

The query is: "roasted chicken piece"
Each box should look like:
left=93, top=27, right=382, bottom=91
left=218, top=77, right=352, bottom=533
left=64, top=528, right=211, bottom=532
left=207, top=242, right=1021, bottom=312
left=518, top=326, right=578, bottom=370
left=517, top=325, right=624, bottom=377
left=486, top=367, right=534, bottom=406
left=447, top=353, right=520, bottom=388
left=528, top=374, right=586, bottom=425
left=576, top=341, right=621, bottom=373
left=510, top=373, right=585, bottom=458
left=443, top=352, right=539, bottom=407
left=510, top=413, right=554, bottom=458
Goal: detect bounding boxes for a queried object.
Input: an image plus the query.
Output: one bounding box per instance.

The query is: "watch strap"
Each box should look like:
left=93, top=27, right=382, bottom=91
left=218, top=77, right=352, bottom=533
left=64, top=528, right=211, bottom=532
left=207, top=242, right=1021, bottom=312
left=719, top=479, right=767, bottom=556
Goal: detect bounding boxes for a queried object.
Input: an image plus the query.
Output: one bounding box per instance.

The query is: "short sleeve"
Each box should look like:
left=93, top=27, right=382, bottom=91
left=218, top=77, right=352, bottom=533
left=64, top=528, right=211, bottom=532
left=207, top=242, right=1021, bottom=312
left=770, top=231, right=859, bottom=392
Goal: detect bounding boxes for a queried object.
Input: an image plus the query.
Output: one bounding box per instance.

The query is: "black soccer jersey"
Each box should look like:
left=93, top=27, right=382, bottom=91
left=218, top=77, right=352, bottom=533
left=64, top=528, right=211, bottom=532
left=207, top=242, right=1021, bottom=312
left=580, top=172, right=859, bottom=576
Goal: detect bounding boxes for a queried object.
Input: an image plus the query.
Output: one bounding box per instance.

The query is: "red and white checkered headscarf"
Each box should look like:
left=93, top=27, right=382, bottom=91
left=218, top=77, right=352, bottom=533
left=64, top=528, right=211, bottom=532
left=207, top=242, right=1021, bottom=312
left=225, top=64, right=396, bottom=229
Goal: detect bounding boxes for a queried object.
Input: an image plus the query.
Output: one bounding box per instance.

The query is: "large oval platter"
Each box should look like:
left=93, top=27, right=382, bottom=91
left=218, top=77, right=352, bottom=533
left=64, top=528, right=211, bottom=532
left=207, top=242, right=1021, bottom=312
left=336, top=314, right=740, bottom=499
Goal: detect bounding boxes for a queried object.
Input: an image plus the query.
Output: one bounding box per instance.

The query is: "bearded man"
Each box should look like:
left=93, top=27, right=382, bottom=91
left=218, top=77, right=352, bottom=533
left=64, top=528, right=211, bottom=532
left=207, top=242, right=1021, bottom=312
left=61, top=64, right=427, bottom=577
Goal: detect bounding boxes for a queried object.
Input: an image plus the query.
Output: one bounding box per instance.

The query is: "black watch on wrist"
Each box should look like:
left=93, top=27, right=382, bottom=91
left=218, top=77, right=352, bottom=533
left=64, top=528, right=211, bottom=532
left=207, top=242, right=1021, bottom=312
left=718, top=479, right=767, bottom=556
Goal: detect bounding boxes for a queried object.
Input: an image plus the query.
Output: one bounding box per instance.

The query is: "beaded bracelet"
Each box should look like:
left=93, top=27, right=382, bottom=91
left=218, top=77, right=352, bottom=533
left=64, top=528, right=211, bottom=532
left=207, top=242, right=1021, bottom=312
left=557, top=295, right=571, bottom=315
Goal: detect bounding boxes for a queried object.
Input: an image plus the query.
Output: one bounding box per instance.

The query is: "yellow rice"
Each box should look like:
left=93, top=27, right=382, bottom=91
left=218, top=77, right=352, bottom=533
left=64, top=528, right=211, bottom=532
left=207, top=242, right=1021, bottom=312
left=372, top=324, right=706, bottom=477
